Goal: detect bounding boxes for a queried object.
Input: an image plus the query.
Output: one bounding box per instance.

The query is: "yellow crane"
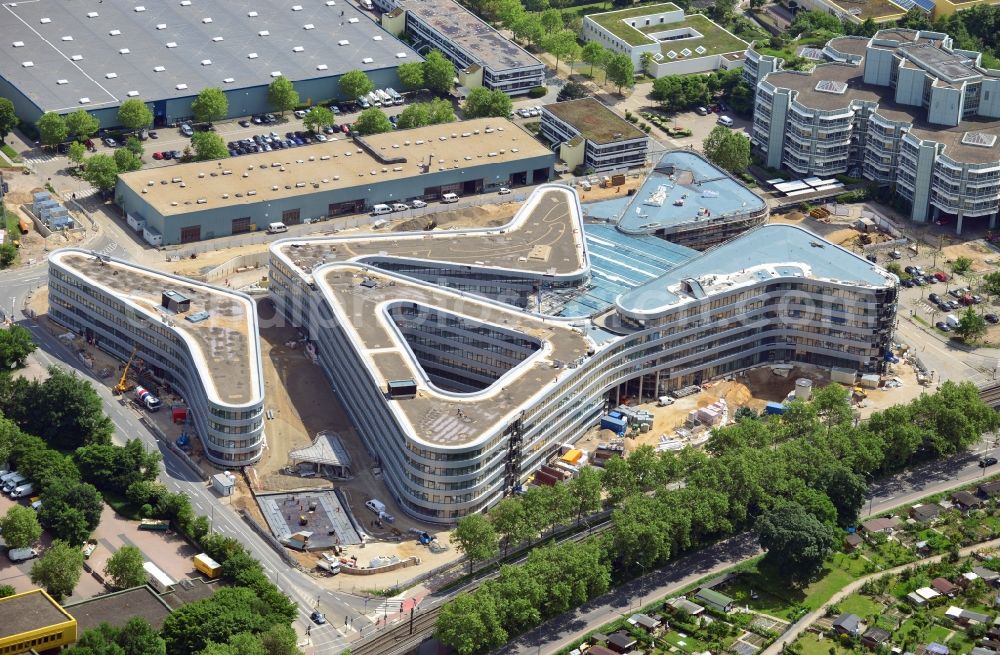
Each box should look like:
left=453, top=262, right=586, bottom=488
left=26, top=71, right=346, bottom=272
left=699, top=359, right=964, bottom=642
left=113, top=347, right=138, bottom=395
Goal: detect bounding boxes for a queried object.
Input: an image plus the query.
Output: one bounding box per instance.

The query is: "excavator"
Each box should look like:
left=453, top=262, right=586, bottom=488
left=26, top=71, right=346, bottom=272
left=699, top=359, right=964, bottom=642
left=113, top=347, right=138, bottom=395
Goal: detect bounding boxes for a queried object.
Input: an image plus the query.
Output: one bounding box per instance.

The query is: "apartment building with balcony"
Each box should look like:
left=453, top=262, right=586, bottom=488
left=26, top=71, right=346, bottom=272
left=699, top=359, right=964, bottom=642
left=375, top=0, right=544, bottom=95
left=540, top=99, right=650, bottom=173
left=48, top=250, right=266, bottom=467
left=269, top=184, right=896, bottom=523
left=751, top=29, right=1000, bottom=234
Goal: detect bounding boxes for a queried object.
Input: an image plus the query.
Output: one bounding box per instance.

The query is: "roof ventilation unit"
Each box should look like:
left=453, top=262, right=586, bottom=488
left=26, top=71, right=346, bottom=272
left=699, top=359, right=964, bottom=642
left=21, top=61, right=33, bottom=67
left=304, top=23, right=315, bottom=29
left=213, top=36, right=224, bottom=41
left=12, top=41, right=24, bottom=47
left=109, top=29, right=121, bottom=36
left=40, top=17, right=51, bottom=24
left=88, top=12, right=99, bottom=18
left=127, top=91, right=139, bottom=97
left=202, top=17, right=212, bottom=23
left=248, top=53, right=258, bottom=59
left=317, top=64, right=328, bottom=70
left=223, top=77, right=235, bottom=83
left=156, top=23, right=166, bottom=29
left=396, top=52, right=407, bottom=58
left=339, top=40, right=349, bottom=45
left=71, top=54, right=83, bottom=61
left=120, top=48, right=131, bottom=54
left=134, top=6, right=146, bottom=12
left=176, top=83, right=188, bottom=90
left=293, top=46, right=304, bottom=52
left=106, top=72, right=117, bottom=78
left=271, top=71, right=282, bottom=77
left=348, top=17, right=359, bottom=22
left=248, top=11, right=258, bottom=17
left=166, top=42, right=178, bottom=48
left=57, top=79, right=68, bottom=85
left=201, top=59, right=212, bottom=65
left=154, top=65, right=165, bottom=72
left=79, top=97, right=90, bottom=104
left=258, top=30, right=270, bottom=36
left=362, top=57, right=374, bottom=63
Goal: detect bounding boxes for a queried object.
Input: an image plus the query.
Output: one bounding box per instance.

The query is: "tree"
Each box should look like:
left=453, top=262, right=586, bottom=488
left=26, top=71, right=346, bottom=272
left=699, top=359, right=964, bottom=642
left=1, top=505, right=42, bottom=549
left=38, top=479, right=104, bottom=545
left=581, top=42, right=607, bottom=77
left=0, top=244, right=15, bottom=269
left=605, top=53, right=635, bottom=94
left=37, top=112, right=68, bottom=147
left=117, top=99, right=153, bottom=131
left=951, top=256, right=973, bottom=275
left=352, top=108, right=393, bottom=135
left=512, top=13, right=545, bottom=47
left=540, top=8, right=563, bottom=33
left=497, top=0, right=525, bottom=26
left=423, top=50, right=456, bottom=95
left=0, top=325, right=36, bottom=370
left=190, top=132, right=229, bottom=161
left=64, top=617, right=166, bottom=655
left=75, top=440, right=160, bottom=496
left=544, top=30, right=578, bottom=74
left=702, top=125, right=750, bottom=173
left=104, top=545, right=147, bottom=590
left=983, top=271, right=1000, bottom=298
left=162, top=586, right=294, bottom=655
left=125, top=136, right=144, bottom=157
left=451, top=513, right=499, bottom=573
left=0, top=367, right=113, bottom=449
left=81, top=154, right=120, bottom=192
left=267, top=76, right=299, bottom=115
left=557, top=81, right=589, bottom=102
left=66, top=141, right=86, bottom=167
left=30, top=540, right=84, bottom=601
left=955, top=307, right=987, bottom=343
left=303, top=106, right=335, bottom=133
left=568, top=466, right=603, bottom=524
left=191, top=87, right=229, bottom=124
left=462, top=88, right=513, bottom=118
left=639, top=51, right=655, bottom=74
left=397, top=62, right=425, bottom=91
left=756, top=501, right=837, bottom=582
left=428, top=98, right=456, bottom=124
left=339, top=70, right=375, bottom=102
left=397, top=103, right=432, bottom=130
left=489, top=497, right=532, bottom=555
left=114, top=147, right=143, bottom=173
left=0, top=98, right=16, bottom=142
left=435, top=592, right=507, bottom=655
left=65, top=110, right=100, bottom=140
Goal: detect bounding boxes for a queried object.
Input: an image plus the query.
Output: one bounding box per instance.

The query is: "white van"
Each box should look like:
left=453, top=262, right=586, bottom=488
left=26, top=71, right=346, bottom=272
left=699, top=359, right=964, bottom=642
left=391, top=203, right=409, bottom=212
left=11, top=483, right=32, bottom=498
left=3, top=473, right=27, bottom=493
left=8, top=547, right=38, bottom=563
left=441, top=193, right=459, bottom=203
left=371, top=204, right=392, bottom=215
left=267, top=222, right=288, bottom=234
left=717, top=115, right=734, bottom=127
left=366, top=499, right=387, bottom=515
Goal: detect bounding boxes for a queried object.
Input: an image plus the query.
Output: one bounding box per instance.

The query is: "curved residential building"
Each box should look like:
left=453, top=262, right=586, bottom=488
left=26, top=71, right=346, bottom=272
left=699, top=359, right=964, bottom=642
left=752, top=29, right=1000, bottom=234
left=48, top=249, right=265, bottom=466
left=270, top=184, right=897, bottom=523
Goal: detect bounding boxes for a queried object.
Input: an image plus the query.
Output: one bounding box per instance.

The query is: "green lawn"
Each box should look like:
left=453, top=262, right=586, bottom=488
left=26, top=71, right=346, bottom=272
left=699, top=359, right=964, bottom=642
left=795, top=632, right=852, bottom=655
left=837, top=593, right=883, bottom=618
left=102, top=489, right=142, bottom=520
left=662, top=630, right=709, bottom=653
left=800, top=565, right=857, bottom=615
left=0, top=142, right=18, bottom=161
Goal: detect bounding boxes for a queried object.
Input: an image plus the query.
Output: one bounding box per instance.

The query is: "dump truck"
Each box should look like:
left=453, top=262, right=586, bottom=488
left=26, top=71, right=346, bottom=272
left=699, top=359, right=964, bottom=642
left=138, top=519, right=169, bottom=531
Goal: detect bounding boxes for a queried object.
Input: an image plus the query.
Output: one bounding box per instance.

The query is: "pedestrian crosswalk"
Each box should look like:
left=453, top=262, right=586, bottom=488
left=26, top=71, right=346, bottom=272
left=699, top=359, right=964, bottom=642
left=21, top=151, right=57, bottom=165
left=369, top=599, right=404, bottom=618
left=66, top=187, right=100, bottom=202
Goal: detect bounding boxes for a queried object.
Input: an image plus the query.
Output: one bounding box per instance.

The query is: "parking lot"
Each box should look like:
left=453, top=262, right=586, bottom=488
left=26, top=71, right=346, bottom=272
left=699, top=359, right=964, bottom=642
left=0, top=487, right=200, bottom=603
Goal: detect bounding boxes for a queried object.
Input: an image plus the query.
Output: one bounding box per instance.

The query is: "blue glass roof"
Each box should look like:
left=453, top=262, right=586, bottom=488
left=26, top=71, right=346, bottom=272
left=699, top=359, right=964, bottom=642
left=584, top=151, right=766, bottom=233
left=550, top=223, right=697, bottom=317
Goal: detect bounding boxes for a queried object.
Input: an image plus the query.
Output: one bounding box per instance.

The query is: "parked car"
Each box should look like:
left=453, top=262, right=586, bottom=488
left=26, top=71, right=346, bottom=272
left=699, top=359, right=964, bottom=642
left=411, top=199, right=427, bottom=208
left=179, top=123, right=194, bottom=137
left=717, top=115, right=734, bottom=127
left=102, top=137, right=118, bottom=148
left=169, top=150, right=181, bottom=159
left=972, top=295, right=984, bottom=304
left=152, top=151, right=164, bottom=160
left=934, top=271, right=949, bottom=282
left=294, top=109, right=307, bottom=119
left=148, top=131, right=158, bottom=139
left=238, top=119, right=251, bottom=127
left=902, top=279, right=915, bottom=288
left=695, top=106, right=710, bottom=116
left=981, top=456, right=998, bottom=468
left=340, top=124, right=350, bottom=134
left=391, top=203, right=409, bottom=212
left=936, top=321, right=951, bottom=332
left=889, top=250, right=902, bottom=259
left=310, top=611, right=326, bottom=625
left=498, top=187, right=511, bottom=195
left=987, top=314, right=1000, bottom=324
left=928, top=293, right=940, bottom=304
left=904, top=265, right=918, bottom=275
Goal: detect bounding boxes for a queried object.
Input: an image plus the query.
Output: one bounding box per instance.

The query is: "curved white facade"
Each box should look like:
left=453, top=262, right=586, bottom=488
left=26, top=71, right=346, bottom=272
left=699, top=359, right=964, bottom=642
left=270, top=185, right=898, bottom=523
left=48, top=249, right=265, bottom=466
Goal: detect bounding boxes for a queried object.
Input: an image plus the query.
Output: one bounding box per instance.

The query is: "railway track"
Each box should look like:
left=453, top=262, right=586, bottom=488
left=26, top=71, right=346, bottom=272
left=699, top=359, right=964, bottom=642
left=348, top=519, right=614, bottom=654
left=980, top=381, right=1000, bottom=408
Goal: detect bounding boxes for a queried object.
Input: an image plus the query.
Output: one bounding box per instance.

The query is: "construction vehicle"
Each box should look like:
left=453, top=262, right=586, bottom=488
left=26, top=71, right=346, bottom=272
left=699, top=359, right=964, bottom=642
left=113, top=347, right=138, bottom=395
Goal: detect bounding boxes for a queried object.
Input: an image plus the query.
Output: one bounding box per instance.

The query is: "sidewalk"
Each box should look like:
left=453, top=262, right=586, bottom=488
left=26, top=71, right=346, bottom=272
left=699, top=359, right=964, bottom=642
left=762, top=536, right=1000, bottom=655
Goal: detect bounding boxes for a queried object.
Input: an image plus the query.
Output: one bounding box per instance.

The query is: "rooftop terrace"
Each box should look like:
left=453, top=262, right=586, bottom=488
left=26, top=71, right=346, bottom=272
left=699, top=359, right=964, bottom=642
left=119, top=119, right=550, bottom=216
left=587, top=151, right=766, bottom=234
left=51, top=250, right=261, bottom=406
left=273, top=184, right=587, bottom=280
left=316, top=265, right=592, bottom=447
left=544, top=99, right=645, bottom=145
left=0, top=590, right=75, bottom=640
left=394, top=0, right=541, bottom=72
left=587, top=4, right=747, bottom=56
left=64, top=587, right=172, bottom=633
left=0, top=0, right=417, bottom=114
left=618, top=224, right=895, bottom=315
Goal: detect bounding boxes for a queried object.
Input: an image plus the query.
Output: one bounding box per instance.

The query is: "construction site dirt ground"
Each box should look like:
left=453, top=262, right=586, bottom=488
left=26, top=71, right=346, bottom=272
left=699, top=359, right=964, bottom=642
left=573, top=363, right=929, bottom=456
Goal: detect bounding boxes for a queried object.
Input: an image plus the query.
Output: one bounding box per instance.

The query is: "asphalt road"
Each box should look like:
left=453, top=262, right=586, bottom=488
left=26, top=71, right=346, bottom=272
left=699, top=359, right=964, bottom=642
left=498, top=436, right=1000, bottom=655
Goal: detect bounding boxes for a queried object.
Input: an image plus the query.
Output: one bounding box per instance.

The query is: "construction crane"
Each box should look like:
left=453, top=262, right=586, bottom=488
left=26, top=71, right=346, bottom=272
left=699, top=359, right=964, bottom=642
left=113, top=347, right=138, bottom=395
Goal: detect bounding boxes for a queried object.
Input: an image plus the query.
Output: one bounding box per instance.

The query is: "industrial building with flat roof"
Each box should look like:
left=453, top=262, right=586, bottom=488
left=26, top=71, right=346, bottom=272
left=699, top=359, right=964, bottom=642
left=115, top=118, right=555, bottom=245
left=540, top=99, right=650, bottom=173
left=373, top=0, right=544, bottom=95
left=582, top=3, right=748, bottom=77
left=63, top=587, right=173, bottom=634
left=269, top=183, right=897, bottom=523
left=0, top=589, right=77, bottom=655
left=48, top=249, right=265, bottom=466
left=0, top=0, right=419, bottom=127
left=752, top=28, right=1000, bottom=234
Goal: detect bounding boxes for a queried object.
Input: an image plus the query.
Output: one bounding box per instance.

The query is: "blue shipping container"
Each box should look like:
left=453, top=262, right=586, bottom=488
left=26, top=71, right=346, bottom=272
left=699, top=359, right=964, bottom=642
left=764, top=402, right=786, bottom=415
left=600, top=415, right=628, bottom=433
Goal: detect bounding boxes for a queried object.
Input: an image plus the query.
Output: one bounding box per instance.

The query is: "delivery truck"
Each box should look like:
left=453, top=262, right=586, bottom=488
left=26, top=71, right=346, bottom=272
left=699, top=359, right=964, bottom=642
left=193, top=553, right=222, bottom=579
